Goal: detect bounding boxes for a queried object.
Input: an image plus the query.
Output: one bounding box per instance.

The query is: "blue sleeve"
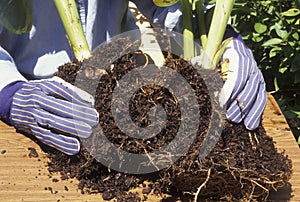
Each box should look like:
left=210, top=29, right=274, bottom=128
left=0, top=81, right=25, bottom=125
left=0, top=23, right=27, bottom=124
left=0, top=44, right=27, bottom=91
left=0, top=23, right=27, bottom=91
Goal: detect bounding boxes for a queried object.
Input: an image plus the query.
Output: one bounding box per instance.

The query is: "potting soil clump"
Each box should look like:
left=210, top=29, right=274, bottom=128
left=49, top=38, right=292, bottom=201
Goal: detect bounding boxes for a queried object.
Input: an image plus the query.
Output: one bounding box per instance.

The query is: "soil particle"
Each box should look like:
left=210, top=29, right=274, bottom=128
left=102, top=190, right=115, bottom=200
left=52, top=178, right=59, bottom=183
left=142, top=187, right=151, bottom=195
left=1, top=150, right=6, bottom=154
left=28, top=147, right=38, bottom=158
left=64, top=186, right=69, bottom=191
left=48, top=187, right=53, bottom=194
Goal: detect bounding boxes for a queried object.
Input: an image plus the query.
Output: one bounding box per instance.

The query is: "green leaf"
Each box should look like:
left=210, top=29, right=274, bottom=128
left=242, top=33, right=251, bottom=40
left=285, top=18, right=296, bottom=24
left=252, top=32, right=264, bottom=42
left=254, top=22, right=267, bottom=33
left=288, top=41, right=296, bottom=47
left=274, top=77, right=279, bottom=92
left=279, top=67, right=288, bottom=74
left=281, top=8, right=300, bottom=17
left=290, top=109, right=300, bottom=118
left=292, top=32, right=299, bottom=40
left=0, top=0, right=33, bottom=34
left=153, top=0, right=179, bottom=7
left=269, top=47, right=281, bottom=58
left=262, top=38, right=282, bottom=46
left=275, top=23, right=289, bottom=39
left=232, top=6, right=253, bottom=15
left=298, top=136, right=300, bottom=145
left=253, top=35, right=264, bottom=42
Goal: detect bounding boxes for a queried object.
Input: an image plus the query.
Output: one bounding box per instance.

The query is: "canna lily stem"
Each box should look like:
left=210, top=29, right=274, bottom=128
left=203, top=0, right=235, bottom=69
left=194, top=0, right=207, bottom=50
left=180, top=0, right=195, bottom=60
left=54, top=0, right=91, bottom=61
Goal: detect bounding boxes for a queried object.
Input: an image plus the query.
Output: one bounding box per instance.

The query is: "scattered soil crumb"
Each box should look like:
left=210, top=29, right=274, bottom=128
left=64, top=186, right=69, bottom=191
left=52, top=178, right=59, bottom=183
left=28, top=147, right=38, bottom=158
left=142, top=187, right=151, bottom=195
left=102, top=190, right=115, bottom=200
left=48, top=187, right=53, bottom=194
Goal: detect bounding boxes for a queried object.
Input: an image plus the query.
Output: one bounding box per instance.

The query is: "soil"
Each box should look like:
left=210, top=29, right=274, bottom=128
left=28, top=147, right=39, bottom=158
left=47, top=38, right=293, bottom=201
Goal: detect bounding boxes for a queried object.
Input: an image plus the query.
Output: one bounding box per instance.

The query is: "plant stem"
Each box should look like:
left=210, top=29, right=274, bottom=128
left=180, top=0, right=195, bottom=60
left=203, top=0, right=235, bottom=69
left=54, top=0, right=91, bottom=61
left=194, top=0, right=207, bottom=49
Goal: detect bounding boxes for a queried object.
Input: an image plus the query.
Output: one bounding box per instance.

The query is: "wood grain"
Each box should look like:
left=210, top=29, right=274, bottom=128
left=0, top=93, right=299, bottom=201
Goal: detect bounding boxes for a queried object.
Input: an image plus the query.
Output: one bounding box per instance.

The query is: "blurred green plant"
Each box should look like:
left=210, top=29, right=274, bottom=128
left=0, top=0, right=33, bottom=34
left=0, top=0, right=90, bottom=61
left=231, top=0, right=300, bottom=145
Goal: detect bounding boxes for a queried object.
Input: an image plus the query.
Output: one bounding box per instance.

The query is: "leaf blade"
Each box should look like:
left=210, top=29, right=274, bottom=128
left=262, top=38, right=282, bottom=47
left=254, top=22, right=267, bottom=34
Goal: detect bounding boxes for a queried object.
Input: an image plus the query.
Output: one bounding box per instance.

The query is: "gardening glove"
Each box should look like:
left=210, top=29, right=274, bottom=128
left=192, top=36, right=267, bottom=130
left=219, top=36, right=267, bottom=130
left=0, top=76, right=99, bottom=155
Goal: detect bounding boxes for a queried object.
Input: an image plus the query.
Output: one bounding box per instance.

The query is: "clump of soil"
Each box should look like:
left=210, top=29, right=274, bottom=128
left=49, top=38, right=292, bottom=201
left=28, top=147, right=39, bottom=158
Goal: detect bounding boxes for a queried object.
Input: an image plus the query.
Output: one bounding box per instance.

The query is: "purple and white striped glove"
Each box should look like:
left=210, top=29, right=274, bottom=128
left=219, top=36, right=267, bottom=130
left=0, top=76, right=99, bottom=155
left=192, top=36, right=267, bottom=130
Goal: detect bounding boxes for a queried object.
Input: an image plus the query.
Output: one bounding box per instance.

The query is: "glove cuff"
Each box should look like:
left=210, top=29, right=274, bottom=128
left=0, top=81, right=26, bottom=125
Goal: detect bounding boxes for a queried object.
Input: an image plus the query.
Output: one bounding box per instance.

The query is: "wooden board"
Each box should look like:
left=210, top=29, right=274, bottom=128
left=0, top=93, right=299, bottom=202
left=263, top=93, right=300, bottom=201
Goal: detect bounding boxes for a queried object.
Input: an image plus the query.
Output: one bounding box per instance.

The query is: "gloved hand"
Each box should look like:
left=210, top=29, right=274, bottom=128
left=192, top=36, right=267, bottom=130
left=0, top=76, right=99, bottom=155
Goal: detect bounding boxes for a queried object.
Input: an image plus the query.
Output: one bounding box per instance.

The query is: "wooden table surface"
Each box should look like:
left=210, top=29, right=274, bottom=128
left=0, top=93, right=299, bottom=202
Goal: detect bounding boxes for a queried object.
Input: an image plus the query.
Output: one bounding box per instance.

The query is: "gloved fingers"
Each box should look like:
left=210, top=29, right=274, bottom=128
left=11, top=107, right=93, bottom=139
left=244, top=75, right=267, bottom=130
left=33, top=108, right=93, bottom=138
left=29, top=76, right=95, bottom=107
left=226, top=68, right=261, bottom=124
left=13, top=89, right=99, bottom=126
left=220, top=38, right=255, bottom=106
left=30, top=124, right=81, bottom=155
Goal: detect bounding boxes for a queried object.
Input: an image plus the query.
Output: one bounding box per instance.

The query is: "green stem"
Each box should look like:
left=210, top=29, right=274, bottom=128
left=54, top=0, right=91, bottom=61
left=194, top=0, right=207, bottom=49
left=203, top=0, right=235, bottom=69
left=180, top=0, right=194, bottom=60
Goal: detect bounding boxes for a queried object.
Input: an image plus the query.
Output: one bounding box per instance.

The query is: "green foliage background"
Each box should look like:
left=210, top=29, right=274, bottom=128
left=231, top=0, right=300, bottom=145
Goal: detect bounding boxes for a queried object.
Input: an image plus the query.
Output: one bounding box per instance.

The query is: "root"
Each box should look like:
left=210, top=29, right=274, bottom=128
left=193, top=168, right=211, bottom=202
